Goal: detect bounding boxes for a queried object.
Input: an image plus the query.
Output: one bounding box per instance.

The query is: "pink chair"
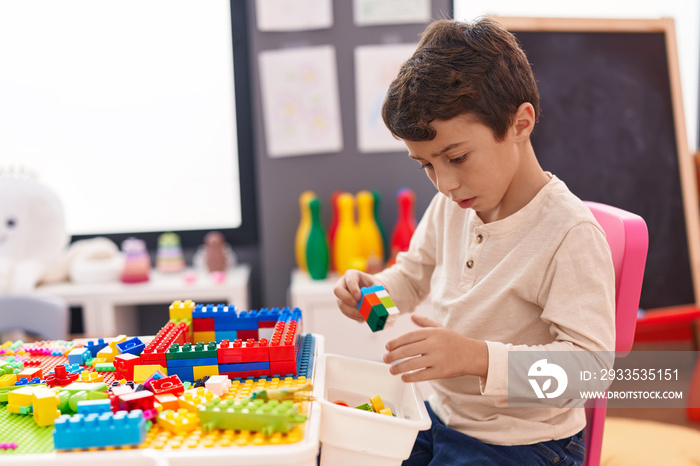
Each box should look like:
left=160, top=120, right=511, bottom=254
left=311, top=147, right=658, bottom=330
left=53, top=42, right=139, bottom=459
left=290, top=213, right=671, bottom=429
left=583, top=201, right=649, bottom=466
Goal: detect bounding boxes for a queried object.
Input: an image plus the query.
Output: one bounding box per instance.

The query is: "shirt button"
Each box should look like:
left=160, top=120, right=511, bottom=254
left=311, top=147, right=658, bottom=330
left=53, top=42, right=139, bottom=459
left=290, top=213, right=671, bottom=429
left=466, top=260, right=474, bottom=269
left=476, top=234, right=483, bottom=243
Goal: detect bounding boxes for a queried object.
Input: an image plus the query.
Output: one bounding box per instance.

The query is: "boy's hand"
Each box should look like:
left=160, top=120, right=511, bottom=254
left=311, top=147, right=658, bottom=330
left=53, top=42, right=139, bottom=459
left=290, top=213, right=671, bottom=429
left=334, top=269, right=383, bottom=322
left=384, top=314, right=489, bottom=382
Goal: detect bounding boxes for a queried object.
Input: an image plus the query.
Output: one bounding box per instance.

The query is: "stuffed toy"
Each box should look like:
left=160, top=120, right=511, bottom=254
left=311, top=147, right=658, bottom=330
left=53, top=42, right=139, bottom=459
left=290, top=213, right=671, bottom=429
left=0, top=173, right=69, bottom=293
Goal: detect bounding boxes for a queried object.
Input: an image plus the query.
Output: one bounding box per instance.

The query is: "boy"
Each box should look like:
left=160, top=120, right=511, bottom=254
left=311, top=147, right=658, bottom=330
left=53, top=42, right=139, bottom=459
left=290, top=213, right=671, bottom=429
left=334, top=18, right=615, bottom=465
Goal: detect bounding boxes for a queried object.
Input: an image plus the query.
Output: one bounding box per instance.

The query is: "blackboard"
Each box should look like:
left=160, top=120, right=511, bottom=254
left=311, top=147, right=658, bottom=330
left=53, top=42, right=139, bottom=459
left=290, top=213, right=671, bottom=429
left=495, top=17, right=700, bottom=309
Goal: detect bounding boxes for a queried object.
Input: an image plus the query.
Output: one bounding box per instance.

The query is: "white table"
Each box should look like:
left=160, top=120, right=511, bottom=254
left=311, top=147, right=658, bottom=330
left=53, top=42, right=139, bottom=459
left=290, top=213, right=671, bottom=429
left=35, top=265, right=250, bottom=338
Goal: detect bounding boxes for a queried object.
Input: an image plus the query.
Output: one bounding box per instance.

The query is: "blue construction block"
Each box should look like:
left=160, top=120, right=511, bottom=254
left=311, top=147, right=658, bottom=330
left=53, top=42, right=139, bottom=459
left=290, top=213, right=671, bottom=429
left=65, top=364, right=84, bottom=374
left=257, top=307, right=281, bottom=324
left=215, top=330, right=238, bottom=341
left=218, top=361, right=270, bottom=373
left=68, top=348, right=90, bottom=366
left=166, top=357, right=218, bottom=368
left=167, top=365, right=194, bottom=382
left=85, top=338, right=108, bottom=358
left=14, top=377, right=41, bottom=386
left=116, top=337, right=145, bottom=355
left=53, top=410, right=146, bottom=450
left=297, top=334, right=315, bottom=379
left=77, top=399, right=112, bottom=415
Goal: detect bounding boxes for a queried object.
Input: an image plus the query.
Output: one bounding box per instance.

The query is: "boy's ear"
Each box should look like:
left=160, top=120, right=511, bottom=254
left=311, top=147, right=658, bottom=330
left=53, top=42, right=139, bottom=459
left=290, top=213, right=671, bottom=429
left=512, top=102, right=536, bottom=141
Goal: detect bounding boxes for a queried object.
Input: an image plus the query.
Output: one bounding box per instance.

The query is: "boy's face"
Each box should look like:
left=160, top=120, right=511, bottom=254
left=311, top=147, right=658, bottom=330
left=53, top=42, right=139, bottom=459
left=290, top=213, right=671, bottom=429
left=404, top=113, right=528, bottom=223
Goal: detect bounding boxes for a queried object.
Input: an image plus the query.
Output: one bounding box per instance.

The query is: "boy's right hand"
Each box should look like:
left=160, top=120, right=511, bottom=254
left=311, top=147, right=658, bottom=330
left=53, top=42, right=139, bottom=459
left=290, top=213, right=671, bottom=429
left=334, top=269, right=383, bottom=322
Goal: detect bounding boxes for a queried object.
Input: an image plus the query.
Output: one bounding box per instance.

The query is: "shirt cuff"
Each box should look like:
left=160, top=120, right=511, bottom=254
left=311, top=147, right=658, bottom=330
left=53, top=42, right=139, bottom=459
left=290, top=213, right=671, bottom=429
left=479, top=341, right=509, bottom=396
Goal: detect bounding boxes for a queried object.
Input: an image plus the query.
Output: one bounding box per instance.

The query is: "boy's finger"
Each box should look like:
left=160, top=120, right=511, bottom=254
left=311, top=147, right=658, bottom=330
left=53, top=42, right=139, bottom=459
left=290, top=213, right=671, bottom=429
left=411, top=314, right=440, bottom=328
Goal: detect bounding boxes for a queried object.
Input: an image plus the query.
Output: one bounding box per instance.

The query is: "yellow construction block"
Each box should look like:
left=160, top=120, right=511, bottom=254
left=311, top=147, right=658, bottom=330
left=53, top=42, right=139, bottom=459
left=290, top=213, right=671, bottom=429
left=193, top=365, right=219, bottom=380
left=169, top=300, right=195, bottom=320
left=77, top=371, right=104, bottom=383
left=0, top=374, right=18, bottom=387
left=133, top=365, right=167, bottom=384
left=178, top=387, right=218, bottom=412
left=193, top=331, right=216, bottom=344
left=369, top=395, right=385, bottom=413
left=8, top=386, right=41, bottom=414
left=157, top=408, right=200, bottom=434
left=32, top=387, right=61, bottom=426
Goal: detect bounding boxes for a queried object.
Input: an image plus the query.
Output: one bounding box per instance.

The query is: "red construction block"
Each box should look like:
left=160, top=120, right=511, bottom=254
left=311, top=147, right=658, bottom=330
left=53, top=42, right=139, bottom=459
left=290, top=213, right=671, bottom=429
left=45, top=365, right=79, bottom=388
left=117, top=390, right=155, bottom=412
left=236, top=329, right=259, bottom=340
left=217, top=339, right=269, bottom=364
left=269, top=320, right=299, bottom=362
left=150, top=375, right=185, bottom=396
left=270, top=360, right=297, bottom=377
left=192, top=318, right=215, bottom=332
left=114, top=354, right=141, bottom=381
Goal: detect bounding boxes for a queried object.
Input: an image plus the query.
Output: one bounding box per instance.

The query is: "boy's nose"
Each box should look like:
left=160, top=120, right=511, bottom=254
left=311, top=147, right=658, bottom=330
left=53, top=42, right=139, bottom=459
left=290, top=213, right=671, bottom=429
left=435, top=170, right=460, bottom=195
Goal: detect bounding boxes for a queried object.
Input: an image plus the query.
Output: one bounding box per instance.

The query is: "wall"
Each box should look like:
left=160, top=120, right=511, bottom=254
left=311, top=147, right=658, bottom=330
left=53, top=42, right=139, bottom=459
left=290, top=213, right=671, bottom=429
left=246, top=0, right=453, bottom=307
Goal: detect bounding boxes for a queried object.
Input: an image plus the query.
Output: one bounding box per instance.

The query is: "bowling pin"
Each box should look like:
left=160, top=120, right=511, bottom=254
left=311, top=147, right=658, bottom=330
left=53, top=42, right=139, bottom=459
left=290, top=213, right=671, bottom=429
left=328, top=190, right=342, bottom=271
left=295, top=191, right=316, bottom=272
left=356, top=190, right=384, bottom=266
left=389, top=188, right=417, bottom=265
left=333, top=192, right=360, bottom=275
left=306, top=197, right=329, bottom=280
left=371, top=190, right=388, bottom=261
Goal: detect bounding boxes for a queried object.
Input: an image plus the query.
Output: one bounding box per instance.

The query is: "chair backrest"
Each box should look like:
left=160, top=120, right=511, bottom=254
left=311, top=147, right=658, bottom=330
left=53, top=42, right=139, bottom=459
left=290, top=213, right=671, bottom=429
left=583, top=201, right=649, bottom=466
left=0, top=294, right=69, bottom=341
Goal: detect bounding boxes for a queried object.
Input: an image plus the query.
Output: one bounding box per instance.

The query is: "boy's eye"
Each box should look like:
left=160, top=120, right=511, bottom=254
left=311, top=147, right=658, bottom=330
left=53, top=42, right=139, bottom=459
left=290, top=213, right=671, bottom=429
left=418, top=162, right=433, bottom=170
left=449, top=154, right=468, bottom=164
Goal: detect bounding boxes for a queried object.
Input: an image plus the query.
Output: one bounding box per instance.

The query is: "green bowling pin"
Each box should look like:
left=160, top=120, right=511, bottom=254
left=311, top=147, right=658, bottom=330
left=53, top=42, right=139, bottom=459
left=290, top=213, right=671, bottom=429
left=306, top=197, right=329, bottom=280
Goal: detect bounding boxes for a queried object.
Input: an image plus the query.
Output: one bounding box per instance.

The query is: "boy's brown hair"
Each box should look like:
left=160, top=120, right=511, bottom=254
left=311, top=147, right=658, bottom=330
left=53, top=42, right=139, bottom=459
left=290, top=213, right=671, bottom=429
left=382, top=18, right=539, bottom=142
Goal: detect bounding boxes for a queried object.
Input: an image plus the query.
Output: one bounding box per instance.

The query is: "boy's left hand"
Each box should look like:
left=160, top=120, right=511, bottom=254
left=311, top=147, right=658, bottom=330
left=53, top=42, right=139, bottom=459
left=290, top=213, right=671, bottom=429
left=383, top=314, right=489, bottom=382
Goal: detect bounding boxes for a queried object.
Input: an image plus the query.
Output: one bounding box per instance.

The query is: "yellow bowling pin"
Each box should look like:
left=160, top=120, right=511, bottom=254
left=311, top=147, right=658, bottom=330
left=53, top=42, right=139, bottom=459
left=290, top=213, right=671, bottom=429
left=333, top=192, right=360, bottom=275
left=295, top=191, right=317, bottom=271
left=356, top=190, right=384, bottom=266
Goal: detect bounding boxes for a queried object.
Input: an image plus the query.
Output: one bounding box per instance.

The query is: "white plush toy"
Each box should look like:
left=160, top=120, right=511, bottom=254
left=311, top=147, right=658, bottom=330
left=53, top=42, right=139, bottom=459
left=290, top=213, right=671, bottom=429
left=0, top=173, right=69, bottom=293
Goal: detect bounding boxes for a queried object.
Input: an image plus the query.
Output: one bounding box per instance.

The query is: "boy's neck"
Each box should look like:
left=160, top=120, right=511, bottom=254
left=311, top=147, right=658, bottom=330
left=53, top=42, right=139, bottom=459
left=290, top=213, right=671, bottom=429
left=478, top=142, right=549, bottom=223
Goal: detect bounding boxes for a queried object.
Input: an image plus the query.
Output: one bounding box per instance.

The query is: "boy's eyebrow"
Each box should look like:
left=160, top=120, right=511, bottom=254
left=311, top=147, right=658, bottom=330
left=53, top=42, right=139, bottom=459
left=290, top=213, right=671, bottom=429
left=408, top=143, right=463, bottom=160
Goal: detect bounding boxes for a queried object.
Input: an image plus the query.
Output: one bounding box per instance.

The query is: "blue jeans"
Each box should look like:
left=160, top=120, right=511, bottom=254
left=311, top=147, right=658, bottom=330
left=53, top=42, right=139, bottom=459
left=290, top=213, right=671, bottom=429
left=403, top=403, right=586, bottom=466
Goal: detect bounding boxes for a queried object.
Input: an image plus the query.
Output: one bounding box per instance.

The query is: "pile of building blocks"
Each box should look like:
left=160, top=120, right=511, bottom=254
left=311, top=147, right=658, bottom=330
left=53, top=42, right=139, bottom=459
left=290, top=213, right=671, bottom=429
left=0, top=299, right=313, bottom=452
left=356, top=285, right=399, bottom=332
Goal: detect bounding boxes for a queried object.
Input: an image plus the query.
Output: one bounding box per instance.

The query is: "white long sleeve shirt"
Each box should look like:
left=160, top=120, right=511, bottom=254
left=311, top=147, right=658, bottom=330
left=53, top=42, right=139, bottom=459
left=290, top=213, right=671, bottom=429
left=375, top=175, right=615, bottom=445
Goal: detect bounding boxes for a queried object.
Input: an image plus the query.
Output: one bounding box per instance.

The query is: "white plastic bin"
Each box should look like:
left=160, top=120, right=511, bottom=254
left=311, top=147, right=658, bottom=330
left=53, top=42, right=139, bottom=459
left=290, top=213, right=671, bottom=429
left=317, top=353, right=431, bottom=466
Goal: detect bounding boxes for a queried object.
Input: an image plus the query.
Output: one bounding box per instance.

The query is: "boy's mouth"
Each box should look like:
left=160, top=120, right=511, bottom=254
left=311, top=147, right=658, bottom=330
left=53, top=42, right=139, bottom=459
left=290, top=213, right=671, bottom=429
left=458, top=198, right=475, bottom=209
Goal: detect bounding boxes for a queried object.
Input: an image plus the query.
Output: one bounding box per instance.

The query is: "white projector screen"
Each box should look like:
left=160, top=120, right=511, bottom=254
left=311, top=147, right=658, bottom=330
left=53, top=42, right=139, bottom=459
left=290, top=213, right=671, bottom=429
left=0, top=0, right=244, bottom=240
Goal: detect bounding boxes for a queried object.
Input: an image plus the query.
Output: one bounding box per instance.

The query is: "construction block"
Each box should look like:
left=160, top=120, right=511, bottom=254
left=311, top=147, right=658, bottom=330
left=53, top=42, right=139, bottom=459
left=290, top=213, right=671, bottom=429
left=192, top=318, right=215, bottom=332
left=357, top=285, right=399, bottom=332
left=220, top=369, right=271, bottom=379
left=166, top=341, right=218, bottom=360
left=143, top=370, right=167, bottom=391
left=65, top=364, right=84, bottom=374
left=117, top=390, right=155, bottom=412
left=193, top=331, right=217, bottom=343
left=0, top=374, right=17, bottom=387
left=257, top=308, right=281, bottom=327
left=32, top=387, right=61, bottom=426
left=198, top=398, right=306, bottom=435
left=67, top=347, right=90, bottom=366
left=166, top=357, right=218, bottom=368
left=215, top=330, right=238, bottom=342
left=157, top=408, right=200, bottom=433
left=77, top=399, right=112, bottom=415
left=270, top=360, right=297, bottom=377
left=45, top=365, right=79, bottom=387
left=236, top=329, right=259, bottom=340
left=85, top=338, right=108, bottom=358
left=192, top=365, right=219, bottom=380
left=268, top=319, right=299, bottom=362
left=77, top=371, right=104, bottom=383
left=7, top=385, right=39, bottom=414
left=57, top=382, right=109, bottom=414
left=167, top=365, right=194, bottom=383
left=149, top=375, right=185, bottom=396
left=53, top=410, right=146, bottom=450
left=16, top=367, right=42, bottom=381
left=114, top=353, right=141, bottom=381
left=0, top=361, right=14, bottom=376
left=217, top=338, right=270, bottom=363
left=116, top=337, right=145, bottom=355
left=133, top=365, right=167, bottom=384
left=154, top=393, right=180, bottom=411
left=178, top=386, right=218, bottom=412
left=204, top=375, right=231, bottom=396
left=169, top=299, right=195, bottom=321
left=218, top=361, right=270, bottom=374
left=94, top=362, right=115, bottom=372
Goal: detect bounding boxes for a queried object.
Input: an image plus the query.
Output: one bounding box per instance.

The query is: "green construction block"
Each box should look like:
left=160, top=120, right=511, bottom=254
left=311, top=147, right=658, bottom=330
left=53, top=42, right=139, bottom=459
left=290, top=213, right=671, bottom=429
left=366, top=305, right=389, bottom=332
left=198, top=398, right=307, bottom=435
left=166, top=341, right=218, bottom=360
left=354, top=403, right=373, bottom=412
left=379, top=296, right=396, bottom=308
left=94, top=362, right=115, bottom=372
left=0, top=405, right=54, bottom=455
